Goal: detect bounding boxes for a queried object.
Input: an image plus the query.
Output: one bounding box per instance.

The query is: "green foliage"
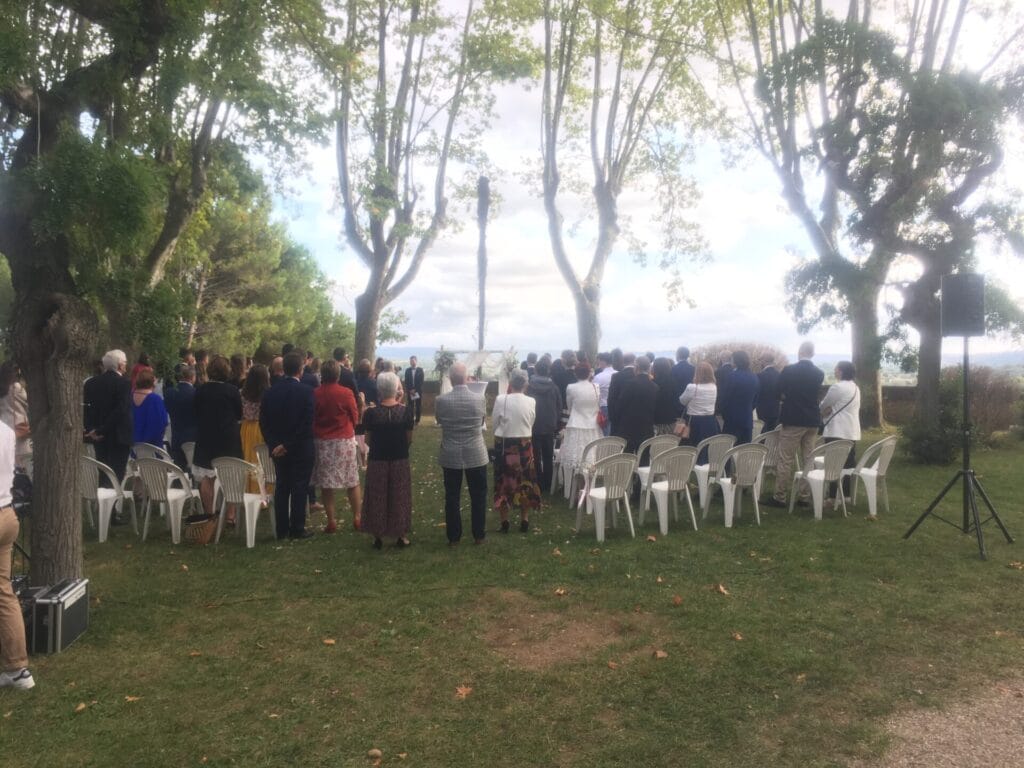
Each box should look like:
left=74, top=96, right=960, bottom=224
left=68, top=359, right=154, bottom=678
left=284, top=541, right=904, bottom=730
left=900, top=373, right=963, bottom=464
left=129, top=283, right=189, bottom=381
left=377, top=309, right=409, bottom=346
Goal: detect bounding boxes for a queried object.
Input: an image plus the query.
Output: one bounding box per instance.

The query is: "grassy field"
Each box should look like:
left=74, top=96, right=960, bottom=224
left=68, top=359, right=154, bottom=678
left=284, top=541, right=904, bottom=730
left=3, top=425, right=1023, bottom=767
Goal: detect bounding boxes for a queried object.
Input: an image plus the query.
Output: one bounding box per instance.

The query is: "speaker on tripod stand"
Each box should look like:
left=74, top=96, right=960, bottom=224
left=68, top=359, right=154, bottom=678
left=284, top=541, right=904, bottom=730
left=903, top=273, right=1013, bottom=559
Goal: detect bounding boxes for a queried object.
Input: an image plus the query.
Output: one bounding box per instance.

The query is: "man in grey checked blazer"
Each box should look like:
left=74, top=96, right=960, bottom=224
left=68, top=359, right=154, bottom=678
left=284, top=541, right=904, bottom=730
left=435, top=362, right=489, bottom=544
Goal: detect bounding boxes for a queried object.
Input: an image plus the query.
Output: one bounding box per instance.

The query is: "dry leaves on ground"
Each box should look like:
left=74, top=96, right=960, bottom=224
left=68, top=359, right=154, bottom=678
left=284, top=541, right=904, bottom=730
left=188, top=650, right=202, bottom=657
left=731, top=632, right=744, bottom=641
left=607, top=661, right=619, bottom=670
left=646, top=535, right=657, bottom=542
left=124, top=695, right=142, bottom=703
left=552, top=548, right=562, bottom=556
left=553, top=587, right=568, bottom=596
left=713, top=583, right=730, bottom=596
left=1007, top=561, right=1024, bottom=571
left=74, top=703, right=88, bottom=714
left=455, top=685, right=473, bottom=700
left=322, top=638, right=337, bottom=646
left=653, top=649, right=669, bottom=660
left=672, top=595, right=684, bottom=606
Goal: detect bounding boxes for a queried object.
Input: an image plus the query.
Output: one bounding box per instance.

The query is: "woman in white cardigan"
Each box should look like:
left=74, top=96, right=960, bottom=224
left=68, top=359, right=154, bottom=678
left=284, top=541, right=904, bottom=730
left=558, top=364, right=603, bottom=497
left=492, top=370, right=541, bottom=532
left=820, top=360, right=861, bottom=498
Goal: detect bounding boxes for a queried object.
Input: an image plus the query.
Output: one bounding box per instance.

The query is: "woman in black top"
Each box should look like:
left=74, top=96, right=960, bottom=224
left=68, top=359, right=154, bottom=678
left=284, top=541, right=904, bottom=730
left=193, top=355, right=243, bottom=517
left=360, top=372, right=413, bottom=549
left=652, top=357, right=682, bottom=435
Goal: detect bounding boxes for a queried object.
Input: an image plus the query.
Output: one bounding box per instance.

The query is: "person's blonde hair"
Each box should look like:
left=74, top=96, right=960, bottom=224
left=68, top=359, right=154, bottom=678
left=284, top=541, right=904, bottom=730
left=694, top=361, right=716, bottom=385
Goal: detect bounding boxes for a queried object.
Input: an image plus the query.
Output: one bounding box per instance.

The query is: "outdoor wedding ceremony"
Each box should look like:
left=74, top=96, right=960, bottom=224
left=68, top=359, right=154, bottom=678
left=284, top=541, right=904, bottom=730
left=1, top=1, right=1024, bottom=767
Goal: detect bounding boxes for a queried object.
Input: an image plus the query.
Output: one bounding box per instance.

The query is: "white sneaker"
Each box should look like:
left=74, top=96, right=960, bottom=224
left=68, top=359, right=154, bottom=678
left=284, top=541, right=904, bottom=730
left=0, top=668, right=35, bottom=690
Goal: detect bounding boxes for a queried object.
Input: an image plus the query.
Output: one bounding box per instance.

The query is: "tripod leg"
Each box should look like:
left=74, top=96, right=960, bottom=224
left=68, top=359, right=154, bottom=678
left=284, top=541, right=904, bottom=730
left=971, top=475, right=1014, bottom=544
left=904, top=471, right=963, bottom=539
left=966, top=475, right=988, bottom=560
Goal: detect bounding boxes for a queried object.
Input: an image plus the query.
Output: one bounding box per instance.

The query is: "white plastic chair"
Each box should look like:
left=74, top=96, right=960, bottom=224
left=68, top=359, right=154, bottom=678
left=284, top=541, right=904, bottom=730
left=693, top=434, right=736, bottom=518
left=577, top=453, right=638, bottom=542
left=789, top=440, right=855, bottom=520
left=254, top=443, right=276, bottom=515
left=717, top=444, right=768, bottom=528
left=752, top=426, right=782, bottom=499
left=212, top=457, right=266, bottom=548
left=81, top=442, right=96, bottom=459
left=181, top=441, right=196, bottom=474
left=80, top=455, right=134, bottom=542
left=843, top=435, right=897, bottom=517
left=642, top=446, right=698, bottom=534
left=634, top=435, right=682, bottom=510
left=136, top=458, right=201, bottom=544
left=133, top=442, right=172, bottom=462
left=752, top=419, right=764, bottom=440
left=571, top=436, right=626, bottom=507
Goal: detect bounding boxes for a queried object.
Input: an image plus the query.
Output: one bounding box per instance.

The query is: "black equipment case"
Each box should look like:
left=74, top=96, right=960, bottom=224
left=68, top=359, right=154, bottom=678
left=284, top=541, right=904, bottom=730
left=25, top=578, right=90, bottom=654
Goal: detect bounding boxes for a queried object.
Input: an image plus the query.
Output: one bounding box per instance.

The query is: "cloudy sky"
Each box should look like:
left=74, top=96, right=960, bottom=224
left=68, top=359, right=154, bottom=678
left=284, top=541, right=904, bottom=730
left=273, top=7, right=1024, bottom=361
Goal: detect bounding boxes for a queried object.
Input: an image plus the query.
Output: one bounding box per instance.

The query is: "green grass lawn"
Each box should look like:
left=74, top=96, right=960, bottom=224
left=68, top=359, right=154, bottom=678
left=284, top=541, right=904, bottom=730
left=3, top=425, right=1023, bottom=767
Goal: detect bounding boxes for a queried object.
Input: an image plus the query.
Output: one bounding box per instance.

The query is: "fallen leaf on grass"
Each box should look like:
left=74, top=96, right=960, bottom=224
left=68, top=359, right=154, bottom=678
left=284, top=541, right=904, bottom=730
left=313, top=569, right=322, bottom=575
left=455, top=685, right=473, bottom=700
left=653, top=649, right=669, bottom=660
left=200, top=757, right=208, bottom=764
left=552, top=548, right=562, bottom=556
left=1008, top=561, right=1024, bottom=571
left=672, top=595, right=684, bottom=606
left=322, top=638, right=337, bottom=646
left=713, top=583, right=730, bottom=596
left=656, top=576, right=664, bottom=584
left=607, top=661, right=619, bottom=670
left=74, top=702, right=88, bottom=714
left=590, top=548, right=601, bottom=555
left=124, top=695, right=142, bottom=703
left=188, top=650, right=202, bottom=657
left=553, top=587, right=568, bottom=596
left=180, top=564, right=189, bottom=572
left=731, top=632, right=744, bottom=641
left=646, top=535, right=657, bottom=542
left=795, top=673, right=807, bottom=683
left=268, top=713, right=280, bottom=719
left=3, top=711, right=12, bottom=719
left=398, top=753, right=408, bottom=760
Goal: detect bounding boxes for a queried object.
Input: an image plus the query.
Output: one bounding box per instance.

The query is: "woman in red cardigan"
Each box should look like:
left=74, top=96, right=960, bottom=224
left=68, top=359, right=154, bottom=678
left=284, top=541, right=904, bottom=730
left=312, top=359, right=362, bottom=533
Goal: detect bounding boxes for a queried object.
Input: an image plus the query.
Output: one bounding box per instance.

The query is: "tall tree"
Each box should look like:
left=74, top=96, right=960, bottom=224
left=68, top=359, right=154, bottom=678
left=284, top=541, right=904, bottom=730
left=541, top=0, right=714, bottom=361
left=716, top=0, right=1024, bottom=426
left=328, top=0, right=533, bottom=362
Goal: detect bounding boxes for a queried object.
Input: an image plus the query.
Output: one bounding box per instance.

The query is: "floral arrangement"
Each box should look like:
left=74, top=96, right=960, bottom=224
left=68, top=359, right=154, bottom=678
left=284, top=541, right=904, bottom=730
left=502, top=348, right=519, bottom=377
left=433, top=347, right=456, bottom=378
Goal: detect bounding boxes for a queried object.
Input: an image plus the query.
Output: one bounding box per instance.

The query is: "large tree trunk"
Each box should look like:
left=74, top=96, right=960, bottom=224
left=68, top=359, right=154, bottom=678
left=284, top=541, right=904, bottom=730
left=574, top=286, right=600, bottom=364
left=5, top=236, right=97, bottom=584
left=848, top=288, right=884, bottom=428
left=354, top=290, right=382, bottom=364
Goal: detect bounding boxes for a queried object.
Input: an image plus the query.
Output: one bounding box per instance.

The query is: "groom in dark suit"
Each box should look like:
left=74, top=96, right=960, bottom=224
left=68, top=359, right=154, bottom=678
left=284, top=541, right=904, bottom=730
left=404, top=355, right=425, bottom=424
left=260, top=352, right=316, bottom=539
left=767, top=341, right=824, bottom=507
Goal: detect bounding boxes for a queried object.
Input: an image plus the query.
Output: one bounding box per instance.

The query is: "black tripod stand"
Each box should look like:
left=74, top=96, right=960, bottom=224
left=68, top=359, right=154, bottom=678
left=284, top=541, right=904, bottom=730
left=903, top=337, right=1013, bottom=559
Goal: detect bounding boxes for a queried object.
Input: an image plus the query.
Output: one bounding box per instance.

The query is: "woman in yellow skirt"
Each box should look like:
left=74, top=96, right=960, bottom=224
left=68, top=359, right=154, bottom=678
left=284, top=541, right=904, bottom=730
left=240, top=364, right=271, bottom=494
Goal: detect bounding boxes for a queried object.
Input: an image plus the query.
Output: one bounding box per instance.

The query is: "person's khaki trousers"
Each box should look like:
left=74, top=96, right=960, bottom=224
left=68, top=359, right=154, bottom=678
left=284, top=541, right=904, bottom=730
left=773, top=426, right=819, bottom=503
left=0, top=506, right=28, bottom=671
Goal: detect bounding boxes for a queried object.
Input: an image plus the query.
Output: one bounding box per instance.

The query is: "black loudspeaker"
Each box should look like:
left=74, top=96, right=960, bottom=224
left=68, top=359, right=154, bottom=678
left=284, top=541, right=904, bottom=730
left=941, top=273, right=985, bottom=337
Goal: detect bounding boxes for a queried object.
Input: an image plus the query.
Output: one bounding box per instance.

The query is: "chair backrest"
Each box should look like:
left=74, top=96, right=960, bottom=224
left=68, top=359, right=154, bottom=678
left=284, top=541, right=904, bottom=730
left=181, top=441, right=196, bottom=469
left=136, top=457, right=189, bottom=502
left=722, top=444, right=768, bottom=486
left=856, top=435, right=898, bottom=475
left=254, top=443, right=276, bottom=485
left=81, top=442, right=96, bottom=459
left=649, top=446, right=698, bottom=492
left=695, top=434, right=736, bottom=473
left=133, top=442, right=172, bottom=462
left=79, top=456, right=123, bottom=503
left=212, top=457, right=261, bottom=504
left=752, top=419, right=764, bottom=440
left=636, top=434, right=680, bottom=466
left=752, top=426, right=782, bottom=465
left=580, top=436, right=627, bottom=467
left=590, top=454, right=638, bottom=500
left=811, top=440, right=854, bottom=481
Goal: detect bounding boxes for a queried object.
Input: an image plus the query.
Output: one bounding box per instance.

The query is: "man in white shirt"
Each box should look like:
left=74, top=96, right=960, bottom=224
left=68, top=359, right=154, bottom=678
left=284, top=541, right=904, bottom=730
left=592, top=352, right=614, bottom=436
left=0, top=421, right=34, bottom=690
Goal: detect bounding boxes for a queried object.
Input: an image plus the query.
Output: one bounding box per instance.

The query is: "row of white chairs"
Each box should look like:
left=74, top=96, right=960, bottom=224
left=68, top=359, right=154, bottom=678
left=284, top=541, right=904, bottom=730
left=80, top=441, right=278, bottom=548
left=568, top=431, right=898, bottom=541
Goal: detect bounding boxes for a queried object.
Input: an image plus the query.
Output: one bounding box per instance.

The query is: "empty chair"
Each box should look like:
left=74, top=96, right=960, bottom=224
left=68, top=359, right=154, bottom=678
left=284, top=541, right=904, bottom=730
left=634, top=435, right=682, bottom=509
left=570, top=436, right=627, bottom=506
left=788, top=440, right=855, bottom=520
left=80, top=455, right=134, bottom=542
left=577, top=453, right=638, bottom=542
left=843, top=435, right=897, bottom=517
left=693, top=434, right=736, bottom=517
left=135, top=457, right=200, bottom=544
left=181, top=441, right=196, bottom=473
left=752, top=419, right=765, bottom=440
left=642, top=446, right=698, bottom=534
left=716, top=444, right=768, bottom=528
left=132, top=442, right=172, bottom=461
left=254, top=443, right=276, bottom=515
left=212, top=457, right=266, bottom=548
left=751, top=426, right=782, bottom=499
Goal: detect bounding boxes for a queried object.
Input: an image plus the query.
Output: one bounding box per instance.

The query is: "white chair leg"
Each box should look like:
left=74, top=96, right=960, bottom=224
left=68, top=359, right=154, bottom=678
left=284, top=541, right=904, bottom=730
left=721, top=479, right=735, bottom=528
left=622, top=495, right=636, bottom=538
left=694, top=466, right=710, bottom=518
left=97, top=497, right=116, bottom=543
left=810, top=477, right=825, bottom=521
left=788, top=472, right=802, bottom=514
left=655, top=491, right=668, bottom=535
left=863, top=475, right=878, bottom=517
left=169, top=498, right=185, bottom=545
left=593, top=497, right=606, bottom=543
left=752, top=490, right=761, bottom=526
left=683, top=488, right=698, bottom=531
left=575, top=492, right=586, bottom=533
left=244, top=498, right=261, bottom=548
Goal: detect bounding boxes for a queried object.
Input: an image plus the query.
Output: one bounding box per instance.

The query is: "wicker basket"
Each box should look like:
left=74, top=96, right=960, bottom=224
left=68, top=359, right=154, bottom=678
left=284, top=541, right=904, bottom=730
left=184, top=514, right=218, bottom=546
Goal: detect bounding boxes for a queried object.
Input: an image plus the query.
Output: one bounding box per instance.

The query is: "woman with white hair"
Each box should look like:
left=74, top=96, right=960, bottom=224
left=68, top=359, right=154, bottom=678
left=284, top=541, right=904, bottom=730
left=360, top=371, right=414, bottom=549
left=491, top=370, right=540, bottom=533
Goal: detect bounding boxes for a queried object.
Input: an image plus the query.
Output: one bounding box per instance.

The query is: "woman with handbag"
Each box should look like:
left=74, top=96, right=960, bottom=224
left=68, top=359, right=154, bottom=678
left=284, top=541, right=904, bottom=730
left=491, top=370, right=541, bottom=533
left=558, top=364, right=604, bottom=498
left=820, top=361, right=861, bottom=499
left=679, top=362, right=720, bottom=462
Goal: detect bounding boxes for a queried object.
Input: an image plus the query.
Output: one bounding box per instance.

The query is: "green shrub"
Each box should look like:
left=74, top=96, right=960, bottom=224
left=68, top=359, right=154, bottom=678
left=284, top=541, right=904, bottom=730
left=900, top=373, right=963, bottom=464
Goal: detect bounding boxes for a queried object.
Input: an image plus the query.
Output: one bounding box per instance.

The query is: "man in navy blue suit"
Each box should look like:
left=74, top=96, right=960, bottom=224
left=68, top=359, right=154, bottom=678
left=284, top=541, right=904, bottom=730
left=767, top=341, right=824, bottom=507
left=671, top=346, right=695, bottom=394
left=260, top=352, right=316, bottom=539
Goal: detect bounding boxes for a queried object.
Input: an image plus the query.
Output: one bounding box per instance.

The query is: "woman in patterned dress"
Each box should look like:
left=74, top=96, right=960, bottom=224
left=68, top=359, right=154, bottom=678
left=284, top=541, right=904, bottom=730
left=491, top=370, right=541, bottom=533
left=311, top=359, right=362, bottom=534
left=240, top=365, right=269, bottom=494
left=360, top=372, right=413, bottom=549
